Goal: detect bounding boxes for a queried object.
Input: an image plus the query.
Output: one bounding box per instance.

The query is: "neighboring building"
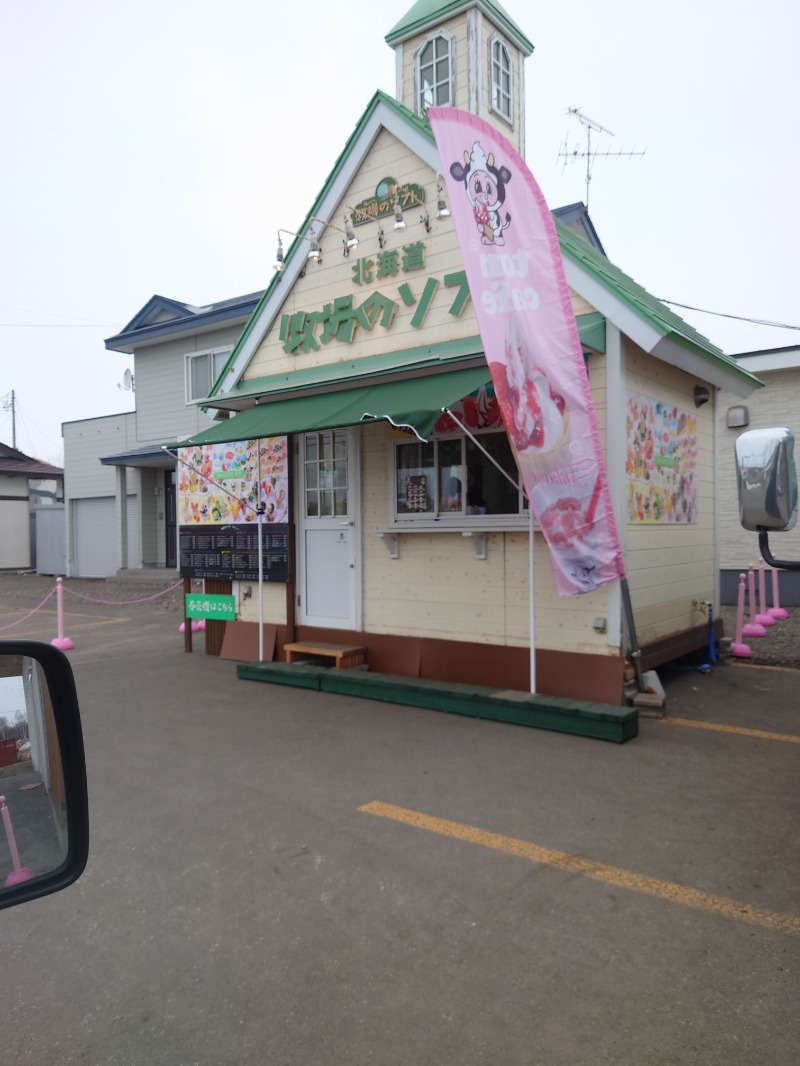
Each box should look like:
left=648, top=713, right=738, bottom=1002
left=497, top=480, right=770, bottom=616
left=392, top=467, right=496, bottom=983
left=716, top=344, right=800, bottom=605
left=0, top=444, right=63, bottom=571
left=63, top=291, right=263, bottom=577
left=178, top=0, right=759, bottom=703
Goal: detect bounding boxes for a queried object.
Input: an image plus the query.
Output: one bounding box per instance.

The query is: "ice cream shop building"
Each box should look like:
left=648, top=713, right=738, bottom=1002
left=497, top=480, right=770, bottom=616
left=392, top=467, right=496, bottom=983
left=178, top=0, right=759, bottom=704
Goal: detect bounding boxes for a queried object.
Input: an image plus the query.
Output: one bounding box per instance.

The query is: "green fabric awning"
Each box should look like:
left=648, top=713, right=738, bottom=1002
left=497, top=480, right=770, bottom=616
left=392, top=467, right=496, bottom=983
left=179, top=364, right=492, bottom=447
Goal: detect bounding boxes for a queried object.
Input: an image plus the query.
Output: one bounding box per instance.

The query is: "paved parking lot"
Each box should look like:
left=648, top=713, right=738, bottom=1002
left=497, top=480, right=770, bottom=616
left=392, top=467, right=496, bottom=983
left=1, top=574, right=799, bottom=1064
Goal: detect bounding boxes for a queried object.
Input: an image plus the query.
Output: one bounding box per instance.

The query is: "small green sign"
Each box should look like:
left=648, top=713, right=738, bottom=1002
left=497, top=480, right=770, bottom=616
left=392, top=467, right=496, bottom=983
left=185, top=593, right=236, bottom=620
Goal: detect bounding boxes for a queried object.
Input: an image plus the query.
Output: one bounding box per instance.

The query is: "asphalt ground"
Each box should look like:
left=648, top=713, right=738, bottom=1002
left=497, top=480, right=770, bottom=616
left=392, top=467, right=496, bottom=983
left=0, top=574, right=798, bottom=1065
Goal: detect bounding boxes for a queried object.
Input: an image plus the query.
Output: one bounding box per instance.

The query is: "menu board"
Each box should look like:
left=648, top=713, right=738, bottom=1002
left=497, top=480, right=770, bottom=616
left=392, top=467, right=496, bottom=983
left=179, top=523, right=288, bottom=582
left=178, top=436, right=290, bottom=582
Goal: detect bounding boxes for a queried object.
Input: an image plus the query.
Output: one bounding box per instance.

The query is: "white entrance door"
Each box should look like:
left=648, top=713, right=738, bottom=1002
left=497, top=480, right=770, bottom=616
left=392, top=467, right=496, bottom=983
left=297, top=428, right=360, bottom=630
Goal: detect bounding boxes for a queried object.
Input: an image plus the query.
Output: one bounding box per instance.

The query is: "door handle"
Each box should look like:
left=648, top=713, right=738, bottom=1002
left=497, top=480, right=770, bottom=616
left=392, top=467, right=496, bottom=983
left=339, top=521, right=353, bottom=526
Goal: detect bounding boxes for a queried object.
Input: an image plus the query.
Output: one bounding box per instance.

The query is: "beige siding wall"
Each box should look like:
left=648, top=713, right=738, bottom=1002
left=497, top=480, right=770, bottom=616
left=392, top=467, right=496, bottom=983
left=398, top=17, right=469, bottom=115
left=246, top=130, right=601, bottom=386
left=480, top=21, right=523, bottom=153
left=247, top=131, right=474, bottom=381
left=239, top=581, right=287, bottom=626
left=360, top=422, right=611, bottom=653
left=623, top=344, right=716, bottom=643
left=716, top=367, right=800, bottom=569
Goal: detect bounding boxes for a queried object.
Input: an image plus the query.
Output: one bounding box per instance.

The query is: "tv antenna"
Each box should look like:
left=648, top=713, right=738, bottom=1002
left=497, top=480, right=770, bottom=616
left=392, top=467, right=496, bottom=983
left=558, top=107, right=646, bottom=207
left=118, top=368, right=135, bottom=393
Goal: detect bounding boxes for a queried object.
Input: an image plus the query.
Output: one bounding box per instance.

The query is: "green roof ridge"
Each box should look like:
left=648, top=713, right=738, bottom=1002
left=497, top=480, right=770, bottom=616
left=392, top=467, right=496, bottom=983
left=386, top=0, right=533, bottom=54
left=209, top=91, right=432, bottom=399
left=209, top=87, right=758, bottom=404
left=555, top=220, right=761, bottom=388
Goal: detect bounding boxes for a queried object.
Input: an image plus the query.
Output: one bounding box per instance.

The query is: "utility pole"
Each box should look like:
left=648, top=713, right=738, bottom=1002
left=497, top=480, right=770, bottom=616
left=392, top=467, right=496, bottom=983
left=2, top=390, right=16, bottom=448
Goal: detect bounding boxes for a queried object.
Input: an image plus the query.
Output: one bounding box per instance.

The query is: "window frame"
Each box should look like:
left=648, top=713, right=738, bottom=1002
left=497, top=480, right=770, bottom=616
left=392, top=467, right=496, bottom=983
left=488, top=34, right=513, bottom=126
left=184, top=347, right=232, bottom=405
left=391, top=426, right=529, bottom=531
left=415, top=30, right=455, bottom=115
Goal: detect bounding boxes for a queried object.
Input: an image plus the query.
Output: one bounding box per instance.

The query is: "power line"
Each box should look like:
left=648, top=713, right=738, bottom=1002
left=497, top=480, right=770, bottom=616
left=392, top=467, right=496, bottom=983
left=0, top=323, right=119, bottom=328
left=659, top=300, right=800, bottom=332
left=0, top=304, right=122, bottom=326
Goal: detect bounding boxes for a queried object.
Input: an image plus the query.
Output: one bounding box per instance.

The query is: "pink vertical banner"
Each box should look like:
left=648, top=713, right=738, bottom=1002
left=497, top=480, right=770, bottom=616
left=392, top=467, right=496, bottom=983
left=428, top=106, right=625, bottom=595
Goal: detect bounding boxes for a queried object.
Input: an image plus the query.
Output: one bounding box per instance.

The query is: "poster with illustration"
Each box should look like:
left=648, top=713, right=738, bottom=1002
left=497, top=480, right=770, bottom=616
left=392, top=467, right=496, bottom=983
left=177, top=437, right=288, bottom=526
left=626, top=393, right=698, bottom=524
left=177, top=437, right=290, bottom=582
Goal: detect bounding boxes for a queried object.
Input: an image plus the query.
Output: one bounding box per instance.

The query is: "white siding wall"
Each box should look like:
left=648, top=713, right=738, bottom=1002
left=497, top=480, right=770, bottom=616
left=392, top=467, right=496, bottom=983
left=63, top=413, right=138, bottom=498
left=624, top=344, right=716, bottom=643
left=716, top=367, right=800, bottom=569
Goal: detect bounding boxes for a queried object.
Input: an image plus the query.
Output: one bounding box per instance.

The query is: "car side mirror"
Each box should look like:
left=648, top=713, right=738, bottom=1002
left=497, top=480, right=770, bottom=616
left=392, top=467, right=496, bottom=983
left=0, top=642, right=88, bottom=911
left=735, top=427, right=798, bottom=532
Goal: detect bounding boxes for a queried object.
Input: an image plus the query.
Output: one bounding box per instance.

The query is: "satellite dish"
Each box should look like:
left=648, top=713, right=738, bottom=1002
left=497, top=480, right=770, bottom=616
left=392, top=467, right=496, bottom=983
left=118, top=369, right=135, bottom=392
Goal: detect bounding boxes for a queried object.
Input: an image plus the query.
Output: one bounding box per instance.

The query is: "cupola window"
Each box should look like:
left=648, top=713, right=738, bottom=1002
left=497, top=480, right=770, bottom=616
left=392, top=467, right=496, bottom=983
left=416, top=32, right=454, bottom=113
left=489, top=36, right=513, bottom=124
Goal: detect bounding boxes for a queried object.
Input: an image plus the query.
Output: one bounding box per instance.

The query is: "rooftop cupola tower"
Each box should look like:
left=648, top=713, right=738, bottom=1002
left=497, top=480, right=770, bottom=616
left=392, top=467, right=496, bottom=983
left=385, top=0, right=534, bottom=156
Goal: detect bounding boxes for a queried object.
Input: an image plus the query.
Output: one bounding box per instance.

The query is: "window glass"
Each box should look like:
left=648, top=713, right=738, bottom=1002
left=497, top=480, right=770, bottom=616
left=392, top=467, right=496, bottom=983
left=305, top=431, right=348, bottom=519
left=188, top=353, right=209, bottom=403
left=393, top=422, right=526, bottom=522
left=438, top=438, right=463, bottom=513
left=186, top=348, right=232, bottom=403
left=418, top=35, right=451, bottom=113
left=395, top=441, right=435, bottom=514
left=490, top=38, right=512, bottom=122
left=466, top=434, right=518, bottom=515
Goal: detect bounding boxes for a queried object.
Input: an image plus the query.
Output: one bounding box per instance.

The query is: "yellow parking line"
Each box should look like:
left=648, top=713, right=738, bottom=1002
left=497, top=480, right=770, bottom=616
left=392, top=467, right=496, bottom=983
left=659, top=717, right=800, bottom=744
left=359, top=801, right=800, bottom=937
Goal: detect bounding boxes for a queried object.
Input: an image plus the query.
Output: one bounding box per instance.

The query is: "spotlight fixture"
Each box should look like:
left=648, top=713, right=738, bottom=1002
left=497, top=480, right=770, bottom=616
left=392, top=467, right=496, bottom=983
left=274, top=227, right=325, bottom=272
left=378, top=226, right=387, bottom=249
left=436, top=183, right=451, bottom=219
left=393, top=201, right=406, bottom=231
left=343, top=216, right=359, bottom=253
left=307, top=214, right=360, bottom=257
left=420, top=212, right=432, bottom=233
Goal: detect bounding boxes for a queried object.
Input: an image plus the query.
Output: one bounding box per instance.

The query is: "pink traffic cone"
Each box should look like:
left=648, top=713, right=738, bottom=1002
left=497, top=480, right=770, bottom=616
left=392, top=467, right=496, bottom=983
left=730, top=573, right=752, bottom=658
left=742, top=565, right=766, bottom=638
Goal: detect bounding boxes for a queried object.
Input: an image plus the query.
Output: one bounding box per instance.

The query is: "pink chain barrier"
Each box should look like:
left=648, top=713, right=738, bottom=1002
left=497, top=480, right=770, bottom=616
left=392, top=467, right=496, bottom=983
left=0, top=587, right=57, bottom=631
left=60, top=580, right=183, bottom=606
left=0, top=579, right=184, bottom=649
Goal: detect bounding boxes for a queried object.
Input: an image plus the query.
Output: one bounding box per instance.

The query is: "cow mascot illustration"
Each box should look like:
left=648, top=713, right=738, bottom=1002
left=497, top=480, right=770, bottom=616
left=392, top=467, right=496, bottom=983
left=450, top=141, right=512, bottom=245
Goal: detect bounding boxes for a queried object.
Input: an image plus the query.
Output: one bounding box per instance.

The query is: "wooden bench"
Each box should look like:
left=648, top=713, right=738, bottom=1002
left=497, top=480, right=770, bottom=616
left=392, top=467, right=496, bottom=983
left=283, top=641, right=367, bottom=670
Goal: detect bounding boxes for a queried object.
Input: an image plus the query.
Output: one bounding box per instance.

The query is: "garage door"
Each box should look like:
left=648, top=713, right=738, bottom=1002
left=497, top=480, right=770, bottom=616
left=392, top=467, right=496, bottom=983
left=74, top=496, right=140, bottom=577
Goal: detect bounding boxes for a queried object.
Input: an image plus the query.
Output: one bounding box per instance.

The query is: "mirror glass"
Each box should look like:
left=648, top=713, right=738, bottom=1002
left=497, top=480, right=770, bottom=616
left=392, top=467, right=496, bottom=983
left=0, top=655, right=69, bottom=889
left=735, top=427, right=798, bottom=532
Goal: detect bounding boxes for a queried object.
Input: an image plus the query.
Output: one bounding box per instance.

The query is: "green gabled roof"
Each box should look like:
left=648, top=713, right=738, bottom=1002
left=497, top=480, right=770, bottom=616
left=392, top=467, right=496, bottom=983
left=555, top=220, right=762, bottom=392
left=210, top=84, right=758, bottom=406
left=386, top=0, right=533, bottom=55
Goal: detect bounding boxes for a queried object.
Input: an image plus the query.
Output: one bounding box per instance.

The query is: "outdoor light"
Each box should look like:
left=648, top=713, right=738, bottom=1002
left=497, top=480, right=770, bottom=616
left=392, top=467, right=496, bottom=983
left=274, top=234, right=285, bottom=272
left=343, top=216, right=359, bottom=252
left=420, top=212, right=432, bottom=233
left=307, top=215, right=359, bottom=257
left=378, top=226, right=387, bottom=249
left=307, top=238, right=322, bottom=263
left=393, top=201, right=406, bottom=230
left=437, top=183, right=451, bottom=219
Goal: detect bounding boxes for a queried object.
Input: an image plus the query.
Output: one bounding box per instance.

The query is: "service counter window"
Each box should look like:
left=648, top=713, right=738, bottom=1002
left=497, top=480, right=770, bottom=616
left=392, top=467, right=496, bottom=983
left=393, top=428, right=527, bottom=525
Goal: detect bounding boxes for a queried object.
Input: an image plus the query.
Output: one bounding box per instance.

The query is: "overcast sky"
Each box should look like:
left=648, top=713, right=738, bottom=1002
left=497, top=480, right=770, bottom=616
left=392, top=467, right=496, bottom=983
left=1, top=0, right=797, bottom=464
